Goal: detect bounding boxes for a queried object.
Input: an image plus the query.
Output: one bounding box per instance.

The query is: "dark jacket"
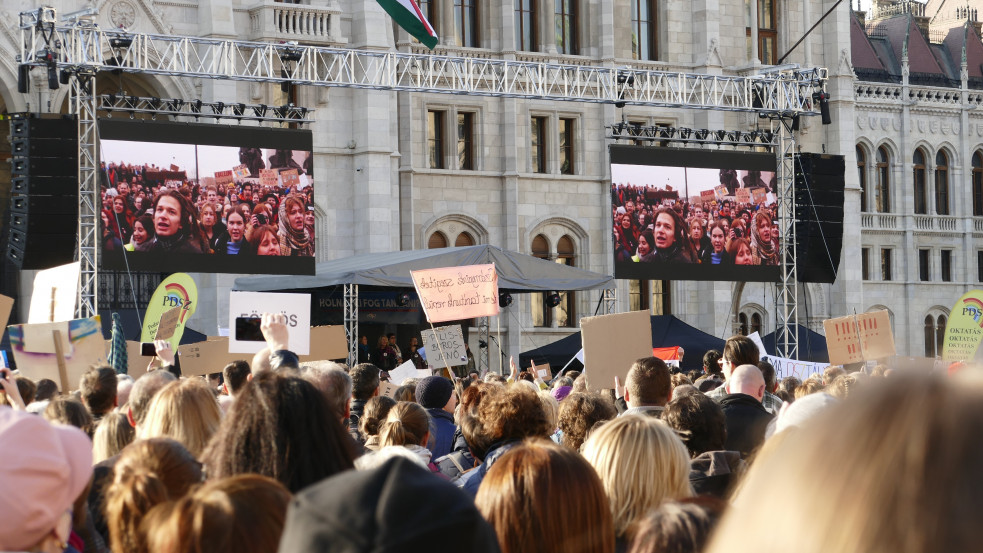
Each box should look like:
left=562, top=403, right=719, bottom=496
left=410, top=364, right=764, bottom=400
left=427, top=408, right=457, bottom=461
left=653, top=241, right=696, bottom=263
left=458, top=440, right=520, bottom=496
left=689, top=450, right=745, bottom=498
left=719, top=393, right=773, bottom=457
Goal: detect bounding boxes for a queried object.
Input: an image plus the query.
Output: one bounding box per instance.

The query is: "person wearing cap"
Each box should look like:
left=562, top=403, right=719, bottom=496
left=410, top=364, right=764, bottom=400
left=0, top=404, right=93, bottom=552
left=415, top=376, right=458, bottom=460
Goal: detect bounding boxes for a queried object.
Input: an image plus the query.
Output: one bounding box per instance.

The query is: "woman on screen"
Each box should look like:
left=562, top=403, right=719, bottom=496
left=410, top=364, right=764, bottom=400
left=709, top=221, right=731, bottom=264
left=727, top=238, right=755, bottom=265
left=199, top=202, right=226, bottom=253
left=136, top=190, right=204, bottom=254
left=633, top=230, right=658, bottom=263
left=277, top=194, right=314, bottom=257
left=751, top=211, right=778, bottom=266
left=214, top=211, right=247, bottom=255
left=652, top=208, right=696, bottom=264
left=614, top=212, right=638, bottom=262
left=688, top=218, right=711, bottom=264
left=124, top=215, right=155, bottom=252
left=110, top=195, right=135, bottom=243
left=244, top=225, right=281, bottom=256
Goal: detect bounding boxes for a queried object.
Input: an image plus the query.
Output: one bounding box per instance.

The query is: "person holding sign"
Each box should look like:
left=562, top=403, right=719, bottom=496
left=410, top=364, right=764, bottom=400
left=137, top=191, right=204, bottom=253
left=277, top=194, right=314, bottom=257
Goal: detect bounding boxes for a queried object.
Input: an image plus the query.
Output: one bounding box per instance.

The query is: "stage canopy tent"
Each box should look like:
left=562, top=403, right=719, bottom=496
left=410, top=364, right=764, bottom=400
left=762, top=325, right=829, bottom=363
left=234, top=245, right=614, bottom=292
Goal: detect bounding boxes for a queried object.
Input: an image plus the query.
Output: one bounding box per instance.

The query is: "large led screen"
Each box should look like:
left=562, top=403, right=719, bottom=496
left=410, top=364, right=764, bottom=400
left=611, top=145, right=779, bottom=282
left=99, top=120, right=315, bottom=275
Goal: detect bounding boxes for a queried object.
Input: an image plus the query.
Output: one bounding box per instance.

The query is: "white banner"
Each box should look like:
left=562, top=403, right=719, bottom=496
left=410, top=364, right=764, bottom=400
left=228, top=291, right=311, bottom=354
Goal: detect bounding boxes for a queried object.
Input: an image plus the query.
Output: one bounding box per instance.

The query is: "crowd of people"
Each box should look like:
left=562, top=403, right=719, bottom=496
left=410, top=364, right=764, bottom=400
left=612, top=171, right=780, bottom=266
left=0, top=313, right=975, bottom=553
left=99, top=149, right=316, bottom=257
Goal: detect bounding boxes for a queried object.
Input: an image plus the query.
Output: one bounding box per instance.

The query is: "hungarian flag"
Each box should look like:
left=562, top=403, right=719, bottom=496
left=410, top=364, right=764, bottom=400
left=377, top=0, right=438, bottom=49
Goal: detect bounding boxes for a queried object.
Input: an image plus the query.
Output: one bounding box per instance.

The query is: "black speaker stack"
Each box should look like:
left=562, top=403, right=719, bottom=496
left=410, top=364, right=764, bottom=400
left=6, top=114, right=79, bottom=269
left=793, top=153, right=845, bottom=284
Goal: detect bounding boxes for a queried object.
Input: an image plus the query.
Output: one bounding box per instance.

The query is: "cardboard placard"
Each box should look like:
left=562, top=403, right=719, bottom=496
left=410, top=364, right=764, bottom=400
left=411, top=264, right=500, bottom=323
left=154, top=305, right=183, bottom=340
left=233, top=164, right=250, bottom=180
left=379, top=381, right=399, bottom=398
left=141, top=274, right=198, bottom=352
left=178, top=338, right=250, bottom=378
left=259, top=169, right=279, bottom=188
left=280, top=169, right=300, bottom=189
left=164, top=179, right=183, bottom=188
left=736, top=188, right=751, bottom=204
left=228, top=292, right=312, bottom=355
left=752, top=187, right=767, bottom=204
left=761, top=355, right=828, bottom=380
left=714, top=185, right=729, bottom=200
left=0, top=295, right=14, bottom=334
left=823, top=310, right=896, bottom=365
left=941, top=290, right=983, bottom=361
left=689, top=196, right=701, bottom=205
left=420, top=325, right=467, bottom=367
left=580, top=310, right=652, bottom=394
left=214, top=170, right=234, bottom=186
left=9, top=316, right=106, bottom=391
left=531, top=361, right=551, bottom=380
left=300, top=325, right=348, bottom=362
left=169, top=164, right=180, bottom=172
left=390, top=359, right=417, bottom=384
left=29, top=262, right=80, bottom=324
left=700, top=189, right=715, bottom=200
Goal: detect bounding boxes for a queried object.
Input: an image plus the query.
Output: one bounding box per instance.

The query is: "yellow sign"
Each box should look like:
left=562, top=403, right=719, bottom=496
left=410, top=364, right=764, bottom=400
left=141, top=274, right=198, bottom=351
left=941, top=290, right=983, bottom=361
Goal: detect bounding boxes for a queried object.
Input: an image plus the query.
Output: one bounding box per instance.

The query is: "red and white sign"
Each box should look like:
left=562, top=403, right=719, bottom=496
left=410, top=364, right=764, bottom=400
left=411, top=264, right=499, bottom=323
left=823, top=310, right=896, bottom=365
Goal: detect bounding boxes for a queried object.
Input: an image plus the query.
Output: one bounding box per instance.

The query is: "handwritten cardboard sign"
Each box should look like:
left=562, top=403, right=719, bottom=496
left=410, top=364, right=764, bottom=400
left=9, top=316, right=106, bottom=391
left=752, top=187, right=767, bottom=204
left=714, top=185, right=729, bottom=200
left=689, top=196, right=701, bottom=205
left=823, top=310, right=895, bottom=365
left=411, top=264, right=500, bottom=323
left=154, top=305, right=183, bottom=340
left=736, top=188, right=751, bottom=204
left=214, top=170, right=234, bottom=186
left=228, top=292, right=312, bottom=355
left=531, top=361, right=551, bottom=380
left=280, top=169, right=300, bottom=189
left=421, top=325, right=467, bottom=367
left=233, top=164, right=250, bottom=180
left=762, top=355, right=828, bottom=380
left=29, top=262, right=80, bottom=324
left=581, top=310, right=652, bottom=394
left=178, top=327, right=346, bottom=377
left=0, top=295, right=13, bottom=332
left=104, top=340, right=149, bottom=380
left=379, top=381, right=399, bottom=398
left=700, top=189, right=715, bottom=200
left=259, top=169, right=279, bottom=188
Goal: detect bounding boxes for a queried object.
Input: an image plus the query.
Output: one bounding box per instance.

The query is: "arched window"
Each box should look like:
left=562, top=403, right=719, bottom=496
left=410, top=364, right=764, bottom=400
left=738, top=313, right=749, bottom=336
left=973, top=151, right=983, bottom=216
left=531, top=234, right=551, bottom=327
left=454, top=232, right=475, bottom=247
left=750, top=312, right=762, bottom=335
left=925, top=314, right=949, bottom=358
left=935, top=150, right=949, bottom=215
left=913, top=148, right=927, bottom=214
left=428, top=231, right=448, bottom=249
left=876, top=147, right=891, bottom=213
left=555, top=235, right=576, bottom=327
left=936, top=314, right=947, bottom=356
left=857, top=145, right=868, bottom=212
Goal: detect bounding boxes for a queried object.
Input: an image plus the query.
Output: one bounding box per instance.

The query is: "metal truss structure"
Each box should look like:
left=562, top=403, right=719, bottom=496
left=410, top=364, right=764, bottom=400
left=16, top=7, right=824, bottom=361
left=96, top=94, right=315, bottom=124
left=774, top=118, right=799, bottom=359
left=344, top=284, right=358, bottom=367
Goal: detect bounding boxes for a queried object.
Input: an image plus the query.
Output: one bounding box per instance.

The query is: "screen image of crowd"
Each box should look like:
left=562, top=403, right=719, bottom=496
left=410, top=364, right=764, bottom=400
left=612, top=168, right=779, bottom=267
left=99, top=146, right=315, bottom=258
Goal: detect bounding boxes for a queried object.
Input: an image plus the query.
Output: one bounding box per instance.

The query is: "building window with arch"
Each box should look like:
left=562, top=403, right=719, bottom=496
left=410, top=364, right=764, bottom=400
left=857, top=145, right=868, bottom=212
left=913, top=148, right=927, bottom=214
left=428, top=110, right=446, bottom=169
left=935, top=150, right=949, bottom=215
left=750, top=312, right=762, bottom=335
left=876, top=146, right=891, bottom=213
left=455, top=231, right=475, bottom=247
left=738, top=313, right=749, bottom=336
left=454, top=0, right=478, bottom=47
left=924, top=314, right=947, bottom=358
left=555, top=0, right=578, bottom=55
left=531, top=234, right=552, bottom=327
left=631, top=0, right=656, bottom=60
left=428, top=231, right=449, bottom=249
left=746, top=0, right=777, bottom=65
left=974, top=152, right=983, bottom=216
left=515, top=0, right=537, bottom=51
left=554, top=235, right=576, bottom=327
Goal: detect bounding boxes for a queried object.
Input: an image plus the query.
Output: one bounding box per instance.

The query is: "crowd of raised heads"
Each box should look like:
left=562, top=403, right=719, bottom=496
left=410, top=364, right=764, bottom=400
left=2, top=314, right=981, bottom=553
left=99, top=156, right=315, bottom=257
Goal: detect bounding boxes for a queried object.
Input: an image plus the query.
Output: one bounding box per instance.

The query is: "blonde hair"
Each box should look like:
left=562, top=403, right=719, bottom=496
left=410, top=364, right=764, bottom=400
left=581, top=415, right=693, bottom=538
left=707, top=373, right=983, bottom=553
left=139, top=379, right=221, bottom=458
left=379, top=401, right=430, bottom=448
left=538, top=391, right=559, bottom=430
left=93, top=411, right=136, bottom=464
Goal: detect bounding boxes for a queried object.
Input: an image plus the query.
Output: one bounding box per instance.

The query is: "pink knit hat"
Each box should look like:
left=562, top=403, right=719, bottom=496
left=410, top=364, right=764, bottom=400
left=0, top=407, right=92, bottom=551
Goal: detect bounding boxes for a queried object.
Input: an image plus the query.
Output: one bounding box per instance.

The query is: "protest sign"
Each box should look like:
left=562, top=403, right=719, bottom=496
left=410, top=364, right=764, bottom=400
left=169, top=164, right=180, bottom=172
left=9, top=316, right=106, bottom=391
left=201, top=177, right=215, bottom=187
left=390, top=360, right=417, bottom=385
left=752, top=187, right=767, bottom=203
left=411, top=264, right=499, bottom=323
left=280, top=169, right=300, bottom=189
left=141, top=274, right=197, bottom=352
left=297, top=174, right=312, bottom=190
left=714, top=185, right=729, bottom=200
left=214, top=170, right=234, bottom=186
left=689, top=196, right=701, bottom=205
left=762, top=355, right=827, bottom=380
left=0, top=295, right=13, bottom=332
left=581, top=310, right=652, bottom=394
left=300, top=326, right=347, bottom=362
left=104, top=340, right=149, bottom=380
left=747, top=331, right=768, bottom=357
left=736, top=188, right=751, bottom=204
left=700, top=189, right=715, bottom=201
left=941, top=290, right=983, bottom=361
left=228, top=292, right=311, bottom=355
left=380, top=381, right=399, bottom=398
left=29, top=262, right=80, bottom=324
left=420, top=325, right=467, bottom=367
left=163, top=179, right=183, bottom=188
left=178, top=338, right=243, bottom=377
left=154, top=305, right=183, bottom=340
left=233, top=164, right=250, bottom=180
left=531, top=361, right=551, bottom=380
left=823, top=310, right=895, bottom=365
left=259, top=169, right=279, bottom=187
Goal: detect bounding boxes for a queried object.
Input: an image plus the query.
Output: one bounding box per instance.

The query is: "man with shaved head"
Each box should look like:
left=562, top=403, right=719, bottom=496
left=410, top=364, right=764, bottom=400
left=719, top=364, right=773, bottom=458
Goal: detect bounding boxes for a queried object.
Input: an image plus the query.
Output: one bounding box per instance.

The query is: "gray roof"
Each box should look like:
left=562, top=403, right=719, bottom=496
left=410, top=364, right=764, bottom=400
left=234, top=244, right=614, bottom=292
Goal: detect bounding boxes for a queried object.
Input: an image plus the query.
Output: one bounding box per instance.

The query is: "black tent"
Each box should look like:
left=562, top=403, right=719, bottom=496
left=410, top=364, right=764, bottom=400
left=519, top=315, right=728, bottom=375
left=761, top=325, right=829, bottom=363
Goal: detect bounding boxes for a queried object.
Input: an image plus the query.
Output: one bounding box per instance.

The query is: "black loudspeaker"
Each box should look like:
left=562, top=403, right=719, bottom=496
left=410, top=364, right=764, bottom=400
left=793, top=153, right=845, bottom=284
left=6, top=114, right=79, bottom=270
